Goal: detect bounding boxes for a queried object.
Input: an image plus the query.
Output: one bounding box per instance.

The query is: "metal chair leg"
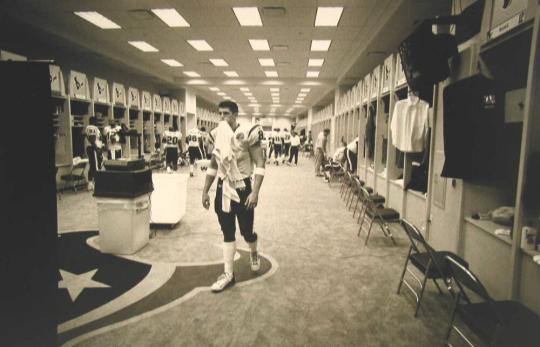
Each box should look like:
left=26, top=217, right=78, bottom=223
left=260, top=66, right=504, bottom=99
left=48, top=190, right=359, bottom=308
left=433, top=279, right=444, bottom=295
left=414, top=271, right=430, bottom=317
left=364, top=218, right=374, bottom=245
left=397, top=248, right=412, bottom=294
left=352, top=198, right=360, bottom=218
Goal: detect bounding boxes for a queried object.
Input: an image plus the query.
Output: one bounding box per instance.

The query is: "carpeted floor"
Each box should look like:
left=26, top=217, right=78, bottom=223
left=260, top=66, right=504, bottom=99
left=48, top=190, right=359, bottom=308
left=58, top=156, right=475, bottom=347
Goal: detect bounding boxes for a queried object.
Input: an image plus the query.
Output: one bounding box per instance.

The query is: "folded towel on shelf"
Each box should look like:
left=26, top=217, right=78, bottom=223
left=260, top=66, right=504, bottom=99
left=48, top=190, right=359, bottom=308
left=533, top=255, right=540, bottom=265
left=494, top=229, right=511, bottom=237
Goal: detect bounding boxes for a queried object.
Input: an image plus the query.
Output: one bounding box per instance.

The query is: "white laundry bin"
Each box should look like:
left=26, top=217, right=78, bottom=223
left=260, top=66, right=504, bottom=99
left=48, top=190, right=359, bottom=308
left=151, top=173, right=188, bottom=225
left=95, top=193, right=151, bottom=254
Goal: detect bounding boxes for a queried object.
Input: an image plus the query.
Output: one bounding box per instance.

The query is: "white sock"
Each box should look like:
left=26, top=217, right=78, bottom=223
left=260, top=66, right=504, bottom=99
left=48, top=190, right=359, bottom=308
left=189, top=165, right=194, bottom=174
left=223, top=241, right=236, bottom=275
left=247, top=240, right=257, bottom=254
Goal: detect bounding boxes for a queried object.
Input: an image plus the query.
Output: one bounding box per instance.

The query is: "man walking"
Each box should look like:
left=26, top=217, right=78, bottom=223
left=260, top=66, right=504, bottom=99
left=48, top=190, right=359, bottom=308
left=202, top=101, right=266, bottom=293
left=315, top=128, right=330, bottom=177
left=288, top=130, right=301, bottom=166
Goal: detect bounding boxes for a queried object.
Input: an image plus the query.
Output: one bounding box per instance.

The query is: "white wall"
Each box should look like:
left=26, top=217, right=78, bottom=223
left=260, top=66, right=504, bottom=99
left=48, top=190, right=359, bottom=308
left=273, top=116, right=292, bottom=130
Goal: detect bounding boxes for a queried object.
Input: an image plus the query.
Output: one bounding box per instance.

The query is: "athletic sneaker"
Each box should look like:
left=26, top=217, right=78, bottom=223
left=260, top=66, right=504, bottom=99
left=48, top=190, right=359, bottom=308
left=190, top=172, right=194, bottom=177
left=211, top=273, right=235, bottom=293
left=250, top=252, right=260, bottom=272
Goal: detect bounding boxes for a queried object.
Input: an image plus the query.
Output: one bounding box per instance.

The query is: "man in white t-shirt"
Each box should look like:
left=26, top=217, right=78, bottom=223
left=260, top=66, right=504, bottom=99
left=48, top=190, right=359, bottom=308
left=314, top=128, right=330, bottom=176
left=346, top=137, right=359, bottom=173
left=287, top=131, right=301, bottom=166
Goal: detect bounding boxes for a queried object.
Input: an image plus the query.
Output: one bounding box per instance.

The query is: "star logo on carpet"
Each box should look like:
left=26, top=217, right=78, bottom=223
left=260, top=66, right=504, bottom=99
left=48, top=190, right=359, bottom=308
left=59, top=269, right=110, bottom=302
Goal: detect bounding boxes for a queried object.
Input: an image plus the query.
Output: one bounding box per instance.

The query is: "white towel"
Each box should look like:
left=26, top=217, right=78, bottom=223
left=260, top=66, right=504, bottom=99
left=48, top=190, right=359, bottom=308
left=212, top=121, right=245, bottom=212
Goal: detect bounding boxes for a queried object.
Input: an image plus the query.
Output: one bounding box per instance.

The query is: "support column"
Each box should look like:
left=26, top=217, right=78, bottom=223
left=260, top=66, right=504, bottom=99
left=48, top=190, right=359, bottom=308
left=184, top=87, right=197, bottom=130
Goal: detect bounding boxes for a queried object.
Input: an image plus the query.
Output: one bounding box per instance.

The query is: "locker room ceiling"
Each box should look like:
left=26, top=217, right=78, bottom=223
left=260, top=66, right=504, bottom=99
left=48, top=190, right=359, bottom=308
left=4, top=0, right=449, bottom=117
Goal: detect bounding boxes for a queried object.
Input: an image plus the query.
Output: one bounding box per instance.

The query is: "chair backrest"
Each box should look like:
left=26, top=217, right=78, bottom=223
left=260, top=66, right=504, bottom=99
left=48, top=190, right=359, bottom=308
left=358, top=185, right=372, bottom=203
left=401, top=219, right=447, bottom=274
left=445, top=255, right=491, bottom=301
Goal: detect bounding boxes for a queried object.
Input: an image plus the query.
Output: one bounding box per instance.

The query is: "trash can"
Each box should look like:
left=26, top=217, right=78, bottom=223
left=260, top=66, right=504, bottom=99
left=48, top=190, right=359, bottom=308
left=95, top=194, right=151, bottom=254
left=94, top=168, right=153, bottom=255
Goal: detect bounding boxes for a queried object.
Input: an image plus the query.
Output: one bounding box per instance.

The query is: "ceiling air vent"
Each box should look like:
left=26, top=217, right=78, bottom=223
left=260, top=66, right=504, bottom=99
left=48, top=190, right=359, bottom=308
left=262, top=6, right=287, bottom=18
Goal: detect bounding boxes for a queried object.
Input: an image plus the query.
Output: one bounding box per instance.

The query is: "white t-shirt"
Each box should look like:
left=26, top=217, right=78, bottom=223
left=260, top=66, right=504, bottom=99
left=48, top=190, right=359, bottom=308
left=347, top=137, right=359, bottom=154
left=390, top=95, right=429, bottom=152
left=162, top=130, right=182, bottom=149
left=290, top=135, right=301, bottom=147
left=315, top=132, right=326, bottom=150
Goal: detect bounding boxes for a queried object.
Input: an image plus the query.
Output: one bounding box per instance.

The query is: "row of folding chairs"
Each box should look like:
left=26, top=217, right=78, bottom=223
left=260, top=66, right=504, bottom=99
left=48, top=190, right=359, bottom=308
left=329, top=162, right=399, bottom=246
left=323, top=161, right=540, bottom=346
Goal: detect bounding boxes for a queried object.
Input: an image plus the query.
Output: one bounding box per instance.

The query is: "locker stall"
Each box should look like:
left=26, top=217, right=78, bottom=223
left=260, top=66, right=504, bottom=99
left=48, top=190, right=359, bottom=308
left=162, top=96, right=171, bottom=131
left=49, top=65, right=70, bottom=167
left=68, top=70, right=91, bottom=159
left=171, top=99, right=179, bottom=132
left=111, top=82, right=129, bottom=158
left=152, top=94, right=163, bottom=153
left=91, top=77, right=111, bottom=135
left=139, top=90, right=153, bottom=154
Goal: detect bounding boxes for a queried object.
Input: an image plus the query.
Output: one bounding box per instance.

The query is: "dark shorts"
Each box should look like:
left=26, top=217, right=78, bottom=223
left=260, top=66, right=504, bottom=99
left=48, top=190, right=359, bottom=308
left=165, top=147, right=179, bottom=165
left=188, top=146, right=202, bottom=164
left=214, top=178, right=257, bottom=243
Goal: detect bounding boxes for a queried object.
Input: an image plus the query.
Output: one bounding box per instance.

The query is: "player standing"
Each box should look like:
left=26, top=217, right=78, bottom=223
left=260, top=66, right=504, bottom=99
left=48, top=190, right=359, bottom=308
left=282, top=128, right=291, bottom=164
left=186, top=127, right=204, bottom=177
left=162, top=126, right=183, bottom=171
left=202, top=100, right=266, bottom=293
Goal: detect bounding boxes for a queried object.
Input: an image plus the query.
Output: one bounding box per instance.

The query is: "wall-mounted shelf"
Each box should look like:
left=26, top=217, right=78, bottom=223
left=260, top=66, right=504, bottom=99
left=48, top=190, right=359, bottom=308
left=464, top=217, right=513, bottom=246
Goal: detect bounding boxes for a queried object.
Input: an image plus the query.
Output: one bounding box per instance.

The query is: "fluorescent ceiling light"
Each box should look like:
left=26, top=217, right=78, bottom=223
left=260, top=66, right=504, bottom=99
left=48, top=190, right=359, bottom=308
left=300, top=81, right=322, bottom=86
left=224, top=71, right=239, bottom=77
left=315, top=7, right=344, bottom=27
left=128, top=41, right=159, bottom=52
left=258, top=58, right=275, bottom=67
left=233, top=7, right=262, bottom=26
left=265, top=71, right=278, bottom=77
left=308, top=58, right=325, bottom=67
left=74, top=11, right=121, bottom=29
left=161, top=59, right=183, bottom=67
left=272, top=104, right=282, bottom=107
left=270, top=88, right=279, bottom=92
left=224, top=79, right=246, bottom=85
left=249, top=39, right=270, bottom=51
left=301, top=88, right=311, bottom=92
left=240, top=87, right=250, bottom=91
left=248, top=104, right=261, bottom=107
left=187, top=40, right=213, bottom=51
left=186, top=79, right=208, bottom=85
left=306, top=71, right=320, bottom=78
left=209, top=58, right=228, bottom=66
left=151, top=9, right=190, bottom=27
left=262, top=80, right=283, bottom=85
left=244, top=92, right=253, bottom=96
left=183, top=71, right=200, bottom=77
left=253, top=112, right=262, bottom=116
left=298, top=93, right=307, bottom=97
left=223, top=96, right=231, bottom=100
left=217, top=92, right=226, bottom=96
left=209, top=87, right=220, bottom=91
left=311, top=40, right=331, bottom=51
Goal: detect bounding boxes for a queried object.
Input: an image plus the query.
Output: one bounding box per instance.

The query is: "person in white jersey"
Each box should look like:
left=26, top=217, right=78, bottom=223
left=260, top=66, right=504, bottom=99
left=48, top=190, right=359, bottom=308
left=186, top=127, right=204, bottom=177
left=202, top=100, right=266, bottom=293
left=315, top=128, right=330, bottom=177
left=103, top=119, right=122, bottom=160
left=282, top=128, right=291, bottom=164
left=162, top=126, right=183, bottom=171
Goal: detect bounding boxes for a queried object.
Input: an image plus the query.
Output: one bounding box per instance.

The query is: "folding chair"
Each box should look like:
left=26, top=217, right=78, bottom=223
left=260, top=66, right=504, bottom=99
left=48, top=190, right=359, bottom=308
left=340, top=171, right=352, bottom=198
left=351, top=178, right=384, bottom=219
left=324, top=158, right=343, bottom=186
left=357, top=186, right=399, bottom=245
left=444, top=255, right=540, bottom=347
left=60, top=161, right=87, bottom=192
left=397, top=219, right=468, bottom=317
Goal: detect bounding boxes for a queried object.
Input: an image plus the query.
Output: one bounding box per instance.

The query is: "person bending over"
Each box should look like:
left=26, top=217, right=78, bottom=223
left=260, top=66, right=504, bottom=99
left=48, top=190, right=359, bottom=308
left=202, top=100, right=266, bottom=293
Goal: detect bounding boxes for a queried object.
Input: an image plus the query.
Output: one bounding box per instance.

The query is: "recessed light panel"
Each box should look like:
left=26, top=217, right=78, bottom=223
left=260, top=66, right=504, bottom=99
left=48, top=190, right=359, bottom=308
left=151, top=9, right=190, bottom=27
left=265, top=71, right=278, bottom=77
left=184, top=71, right=200, bottom=77
left=74, top=11, right=121, bottom=29
left=187, top=40, right=213, bottom=51
left=308, top=58, right=325, bottom=67
left=224, top=71, right=239, bottom=77
left=306, top=71, right=320, bottom=78
left=233, top=7, right=263, bottom=26
left=315, top=7, right=344, bottom=27
left=311, top=40, right=331, bottom=51
left=301, top=88, right=311, bottom=92
left=209, top=59, right=228, bottom=66
left=128, top=41, right=159, bottom=52
left=249, top=39, right=270, bottom=51
left=258, top=59, right=275, bottom=67
left=161, top=59, right=183, bottom=67
left=209, top=87, right=220, bottom=91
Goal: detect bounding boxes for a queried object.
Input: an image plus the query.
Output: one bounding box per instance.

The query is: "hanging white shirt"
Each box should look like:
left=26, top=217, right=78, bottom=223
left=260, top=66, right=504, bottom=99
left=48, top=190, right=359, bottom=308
left=346, top=137, right=359, bottom=154
left=315, top=132, right=326, bottom=149
left=390, top=95, right=429, bottom=152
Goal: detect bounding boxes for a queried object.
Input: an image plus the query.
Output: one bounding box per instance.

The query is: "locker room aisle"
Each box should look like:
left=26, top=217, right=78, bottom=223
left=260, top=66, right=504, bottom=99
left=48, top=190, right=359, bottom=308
left=58, top=158, right=461, bottom=347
